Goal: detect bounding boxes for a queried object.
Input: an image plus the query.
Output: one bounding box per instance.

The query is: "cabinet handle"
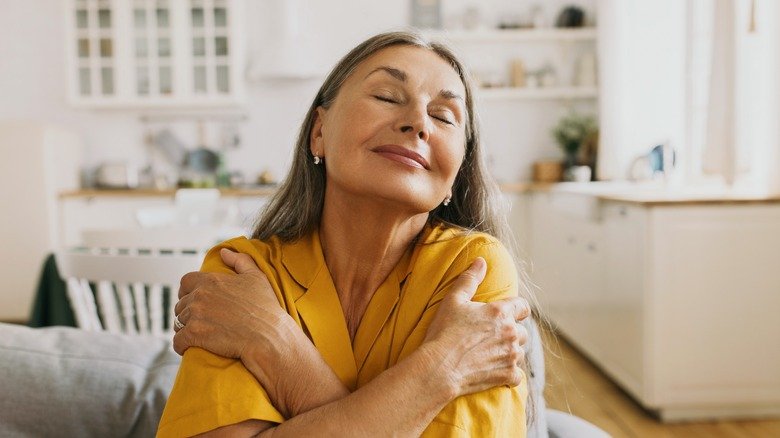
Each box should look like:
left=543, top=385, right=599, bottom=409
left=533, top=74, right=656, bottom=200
left=619, top=207, right=627, bottom=216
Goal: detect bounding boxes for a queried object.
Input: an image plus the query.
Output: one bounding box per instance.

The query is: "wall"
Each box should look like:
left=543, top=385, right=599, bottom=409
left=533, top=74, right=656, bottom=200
left=596, top=0, right=687, bottom=181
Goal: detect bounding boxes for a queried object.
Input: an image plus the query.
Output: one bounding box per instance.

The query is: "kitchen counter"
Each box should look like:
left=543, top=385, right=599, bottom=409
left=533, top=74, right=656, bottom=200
left=59, top=182, right=548, bottom=198
left=531, top=181, right=780, bottom=206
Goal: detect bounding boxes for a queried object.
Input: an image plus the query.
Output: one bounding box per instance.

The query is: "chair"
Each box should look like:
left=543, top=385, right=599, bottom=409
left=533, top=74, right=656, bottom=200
left=55, top=250, right=203, bottom=338
left=135, top=188, right=222, bottom=228
left=81, top=226, right=230, bottom=253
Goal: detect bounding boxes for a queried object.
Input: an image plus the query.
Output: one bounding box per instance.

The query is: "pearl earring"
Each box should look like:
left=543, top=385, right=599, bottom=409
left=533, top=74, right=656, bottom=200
left=443, top=195, right=451, bottom=206
left=313, top=156, right=321, bottom=165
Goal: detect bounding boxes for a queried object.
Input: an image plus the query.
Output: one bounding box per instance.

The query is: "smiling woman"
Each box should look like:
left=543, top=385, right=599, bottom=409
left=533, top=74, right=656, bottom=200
left=158, top=31, right=535, bottom=437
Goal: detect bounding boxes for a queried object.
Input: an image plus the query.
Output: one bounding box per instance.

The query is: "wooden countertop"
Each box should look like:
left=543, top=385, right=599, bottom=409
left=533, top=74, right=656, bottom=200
left=535, top=182, right=780, bottom=206
left=59, top=182, right=547, bottom=199
left=60, top=182, right=780, bottom=205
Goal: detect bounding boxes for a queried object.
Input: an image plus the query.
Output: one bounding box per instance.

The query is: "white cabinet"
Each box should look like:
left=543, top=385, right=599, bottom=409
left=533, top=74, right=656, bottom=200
left=527, top=191, right=780, bottom=421
left=65, top=0, right=245, bottom=108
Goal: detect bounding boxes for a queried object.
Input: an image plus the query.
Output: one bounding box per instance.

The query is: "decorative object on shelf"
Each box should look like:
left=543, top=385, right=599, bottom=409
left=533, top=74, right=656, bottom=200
left=539, top=64, right=558, bottom=87
left=551, top=111, right=598, bottom=174
left=532, top=160, right=563, bottom=183
left=574, top=51, right=597, bottom=87
left=555, top=6, right=585, bottom=28
left=497, top=12, right=525, bottom=30
left=411, top=0, right=442, bottom=29
left=510, top=59, right=526, bottom=87
left=564, top=165, right=592, bottom=182
left=530, top=4, right=547, bottom=28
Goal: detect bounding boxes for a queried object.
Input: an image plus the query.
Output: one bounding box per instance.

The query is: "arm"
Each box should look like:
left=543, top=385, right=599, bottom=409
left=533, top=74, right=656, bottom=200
left=177, top=251, right=528, bottom=437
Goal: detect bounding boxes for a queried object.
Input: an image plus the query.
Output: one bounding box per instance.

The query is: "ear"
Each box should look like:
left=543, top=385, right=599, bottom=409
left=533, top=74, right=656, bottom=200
left=310, top=107, right=327, bottom=157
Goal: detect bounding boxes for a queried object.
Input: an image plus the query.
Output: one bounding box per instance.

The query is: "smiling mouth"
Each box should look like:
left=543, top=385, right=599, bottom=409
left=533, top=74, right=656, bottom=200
left=372, top=145, right=430, bottom=170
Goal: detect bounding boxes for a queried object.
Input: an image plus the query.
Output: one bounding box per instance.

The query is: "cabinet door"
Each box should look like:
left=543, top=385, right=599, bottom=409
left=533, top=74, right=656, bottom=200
left=600, top=202, right=647, bottom=399
left=66, top=0, right=244, bottom=108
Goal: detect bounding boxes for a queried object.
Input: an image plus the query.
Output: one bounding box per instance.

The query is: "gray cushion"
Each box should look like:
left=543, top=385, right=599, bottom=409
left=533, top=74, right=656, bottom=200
left=0, top=323, right=180, bottom=437
left=547, top=409, right=611, bottom=438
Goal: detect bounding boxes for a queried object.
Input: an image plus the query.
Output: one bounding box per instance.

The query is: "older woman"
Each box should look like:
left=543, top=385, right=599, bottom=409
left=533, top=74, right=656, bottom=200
left=158, top=31, right=533, bottom=437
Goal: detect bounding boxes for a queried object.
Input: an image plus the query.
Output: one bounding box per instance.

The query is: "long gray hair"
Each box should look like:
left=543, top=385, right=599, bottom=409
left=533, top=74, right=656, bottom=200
left=252, top=31, right=510, bottom=247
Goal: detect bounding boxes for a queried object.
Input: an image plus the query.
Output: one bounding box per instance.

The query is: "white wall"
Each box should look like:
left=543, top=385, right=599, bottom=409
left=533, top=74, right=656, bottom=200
left=0, top=0, right=597, bottom=186
left=596, top=0, right=687, bottom=181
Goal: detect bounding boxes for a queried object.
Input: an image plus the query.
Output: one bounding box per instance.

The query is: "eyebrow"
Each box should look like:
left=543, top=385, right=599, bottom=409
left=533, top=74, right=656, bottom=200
left=364, top=65, right=464, bottom=101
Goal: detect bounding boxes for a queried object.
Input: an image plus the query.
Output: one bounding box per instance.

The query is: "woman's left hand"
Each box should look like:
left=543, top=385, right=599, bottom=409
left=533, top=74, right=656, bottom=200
left=173, top=248, right=293, bottom=361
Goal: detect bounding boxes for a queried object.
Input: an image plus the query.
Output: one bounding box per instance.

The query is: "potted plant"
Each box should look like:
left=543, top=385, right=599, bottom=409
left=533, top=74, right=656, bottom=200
left=551, top=111, right=598, bottom=170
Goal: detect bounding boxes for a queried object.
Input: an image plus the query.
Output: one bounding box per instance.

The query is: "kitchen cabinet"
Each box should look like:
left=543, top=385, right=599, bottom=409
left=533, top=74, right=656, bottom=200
left=65, top=0, right=245, bottom=108
left=526, top=189, right=780, bottom=421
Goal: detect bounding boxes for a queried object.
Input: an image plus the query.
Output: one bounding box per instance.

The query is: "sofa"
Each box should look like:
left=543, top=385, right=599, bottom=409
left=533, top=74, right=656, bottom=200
left=0, top=322, right=608, bottom=437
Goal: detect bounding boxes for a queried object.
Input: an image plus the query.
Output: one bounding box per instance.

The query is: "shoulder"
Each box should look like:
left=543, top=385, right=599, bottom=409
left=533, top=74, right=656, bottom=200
left=414, top=223, right=518, bottom=302
left=200, top=235, right=284, bottom=274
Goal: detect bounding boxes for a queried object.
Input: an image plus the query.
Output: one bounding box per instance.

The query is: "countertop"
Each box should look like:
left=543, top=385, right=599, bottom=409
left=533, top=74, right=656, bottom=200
left=537, top=182, right=780, bottom=206
left=59, top=182, right=548, bottom=198
left=59, top=182, right=780, bottom=205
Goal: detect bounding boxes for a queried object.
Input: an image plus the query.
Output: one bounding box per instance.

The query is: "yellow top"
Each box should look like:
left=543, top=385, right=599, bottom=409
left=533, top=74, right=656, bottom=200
left=158, top=222, right=527, bottom=437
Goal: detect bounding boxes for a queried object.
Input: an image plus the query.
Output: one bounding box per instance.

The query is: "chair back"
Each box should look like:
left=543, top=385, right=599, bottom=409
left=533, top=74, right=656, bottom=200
left=55, top=250, right=203, bottom=338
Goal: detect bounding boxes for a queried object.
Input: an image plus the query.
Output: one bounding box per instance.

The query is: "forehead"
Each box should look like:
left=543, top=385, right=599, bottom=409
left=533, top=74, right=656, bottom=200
left=350, top=45, right=465, bottom=94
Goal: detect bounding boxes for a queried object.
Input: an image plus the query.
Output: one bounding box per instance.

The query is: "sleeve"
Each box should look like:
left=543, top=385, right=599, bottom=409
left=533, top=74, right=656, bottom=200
left=421, top=238, right=529, bottom=437
left=156, top=240, right=285, bottom=438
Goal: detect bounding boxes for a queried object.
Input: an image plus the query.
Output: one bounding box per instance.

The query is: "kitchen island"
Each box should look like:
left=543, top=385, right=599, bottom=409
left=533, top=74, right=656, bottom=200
left=526, top=182, right=780, bottom=422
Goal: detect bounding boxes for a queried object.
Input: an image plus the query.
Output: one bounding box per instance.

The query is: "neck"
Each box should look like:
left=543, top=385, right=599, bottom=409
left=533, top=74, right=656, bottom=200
left=318, top=187, right=429, bottom=335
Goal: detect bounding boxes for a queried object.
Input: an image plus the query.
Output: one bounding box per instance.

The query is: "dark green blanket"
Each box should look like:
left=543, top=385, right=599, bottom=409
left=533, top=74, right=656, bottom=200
left=28, top=254, right=76, bottom=328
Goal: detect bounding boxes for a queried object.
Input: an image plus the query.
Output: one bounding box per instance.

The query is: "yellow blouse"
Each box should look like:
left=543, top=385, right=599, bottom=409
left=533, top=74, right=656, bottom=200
left=158, top=222, right=527, bottom=437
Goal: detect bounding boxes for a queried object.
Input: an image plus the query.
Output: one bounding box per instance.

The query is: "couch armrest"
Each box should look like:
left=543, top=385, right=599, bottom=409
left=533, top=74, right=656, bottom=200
left=546, top=409, right=611, bottom=438
left=0, top=323, right=180, bottom=437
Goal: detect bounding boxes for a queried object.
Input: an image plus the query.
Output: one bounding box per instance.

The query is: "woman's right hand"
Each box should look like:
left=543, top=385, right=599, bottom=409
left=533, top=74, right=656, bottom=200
left=422, top=257, right=531, bottom=397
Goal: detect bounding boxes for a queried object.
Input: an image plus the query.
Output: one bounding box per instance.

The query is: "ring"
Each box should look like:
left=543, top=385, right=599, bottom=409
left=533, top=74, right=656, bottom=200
left=173, top=315, right=185, bottom=331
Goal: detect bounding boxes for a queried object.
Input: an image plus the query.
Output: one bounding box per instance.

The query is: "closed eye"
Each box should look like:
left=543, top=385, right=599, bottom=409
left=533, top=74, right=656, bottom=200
left=374, top=95, right=397, bottom=104
left=431, top=114, right=454, bottom=125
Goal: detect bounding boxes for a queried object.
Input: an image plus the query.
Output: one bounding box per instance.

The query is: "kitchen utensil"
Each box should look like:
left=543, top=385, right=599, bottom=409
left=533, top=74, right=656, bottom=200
left=95, top=162, right=140, bottom=189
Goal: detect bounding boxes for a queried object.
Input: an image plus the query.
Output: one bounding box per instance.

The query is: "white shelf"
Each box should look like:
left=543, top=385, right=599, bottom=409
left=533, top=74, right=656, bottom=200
left=476, top=86, right=598, bottom=100
left=422, top=28, right=597, bottom=43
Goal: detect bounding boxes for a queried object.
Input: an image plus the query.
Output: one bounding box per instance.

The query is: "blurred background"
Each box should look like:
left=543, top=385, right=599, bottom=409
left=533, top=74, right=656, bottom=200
left=1, top=1, right=779, bottom=436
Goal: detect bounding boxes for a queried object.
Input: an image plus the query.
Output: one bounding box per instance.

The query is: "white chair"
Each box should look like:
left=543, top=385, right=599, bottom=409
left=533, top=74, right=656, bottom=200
left=135, top=188, right=222, bottom=228
left=55, top=250, right=203, bottom=338
left=81, top=226, right=227, bottom=253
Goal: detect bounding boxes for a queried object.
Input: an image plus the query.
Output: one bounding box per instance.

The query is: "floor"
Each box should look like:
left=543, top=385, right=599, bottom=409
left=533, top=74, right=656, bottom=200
left=542, top=333, right=780, bottom=438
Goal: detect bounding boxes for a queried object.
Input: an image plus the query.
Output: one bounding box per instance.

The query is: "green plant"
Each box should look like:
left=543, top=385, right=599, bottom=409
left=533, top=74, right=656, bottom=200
left=551, top=111, right=598, bottom=156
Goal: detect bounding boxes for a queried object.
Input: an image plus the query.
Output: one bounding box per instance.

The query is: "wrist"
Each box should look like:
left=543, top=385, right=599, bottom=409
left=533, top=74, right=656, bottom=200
left=415, top=340, right=461, bottom=403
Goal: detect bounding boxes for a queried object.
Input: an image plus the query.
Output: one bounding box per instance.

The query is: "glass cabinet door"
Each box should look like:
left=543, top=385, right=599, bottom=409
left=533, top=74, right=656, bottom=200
left=74, top=0, right=115, bottom=97
left=68, top=0, right=242, bottom=107
left=190, top=0, right=231, bottom=95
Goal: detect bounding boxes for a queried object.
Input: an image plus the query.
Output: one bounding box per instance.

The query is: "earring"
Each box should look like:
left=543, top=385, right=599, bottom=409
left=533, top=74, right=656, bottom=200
left=313, top=155, right=321, bottom=165
left=443, top=195, right=451, bottom=206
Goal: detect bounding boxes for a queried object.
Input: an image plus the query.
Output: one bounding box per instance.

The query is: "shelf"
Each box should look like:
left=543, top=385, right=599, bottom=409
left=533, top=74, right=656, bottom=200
left=422, top=28, right=597, bottom=43
left=476, top=86, right=598, bottom=100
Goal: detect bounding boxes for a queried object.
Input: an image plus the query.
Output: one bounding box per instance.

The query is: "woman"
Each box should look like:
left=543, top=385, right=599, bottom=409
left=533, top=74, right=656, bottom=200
left=159, top=31, right=533, bottom=437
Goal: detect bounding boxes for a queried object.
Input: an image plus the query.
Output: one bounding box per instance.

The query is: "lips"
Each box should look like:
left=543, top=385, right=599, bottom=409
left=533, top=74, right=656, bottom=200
left=372, top=144, right=430, bottom=170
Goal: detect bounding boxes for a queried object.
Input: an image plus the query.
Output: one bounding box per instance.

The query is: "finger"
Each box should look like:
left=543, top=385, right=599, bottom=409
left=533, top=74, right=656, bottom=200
left=220, top=248, right=262, bottom=275
left=172, top=329, right=190, bottom=356
left=448, top=257, right=487, bottom=302
left=506, top=297, right=531, bottom=321
left=173, top=292, right=193, bottom=316
left=178, top=271, right=204, bottom=299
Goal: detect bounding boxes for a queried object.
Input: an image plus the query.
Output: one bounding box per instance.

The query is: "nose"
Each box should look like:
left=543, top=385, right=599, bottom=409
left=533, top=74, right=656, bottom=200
left=397, top=105, right=430, bottom=142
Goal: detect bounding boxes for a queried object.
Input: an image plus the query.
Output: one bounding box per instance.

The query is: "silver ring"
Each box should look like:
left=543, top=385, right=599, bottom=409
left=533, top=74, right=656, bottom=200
left=173, top=315, right=185, bottom=331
